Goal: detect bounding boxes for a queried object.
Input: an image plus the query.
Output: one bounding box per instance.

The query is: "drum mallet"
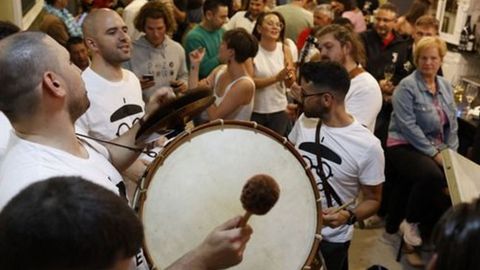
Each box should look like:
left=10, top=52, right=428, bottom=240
left=238, top=174, right=280, bottom=227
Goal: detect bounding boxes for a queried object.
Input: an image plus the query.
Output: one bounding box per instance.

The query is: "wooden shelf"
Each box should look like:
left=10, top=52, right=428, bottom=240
left=463, top=76, right=480, bottom=88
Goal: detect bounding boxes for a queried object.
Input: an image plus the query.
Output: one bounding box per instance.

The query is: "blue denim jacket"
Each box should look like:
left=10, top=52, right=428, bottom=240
left=388, top=70, right=459, bottom=157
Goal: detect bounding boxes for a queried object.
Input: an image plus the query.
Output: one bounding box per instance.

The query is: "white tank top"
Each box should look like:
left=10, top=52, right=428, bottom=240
left=213, top=67, right=255, bottom=121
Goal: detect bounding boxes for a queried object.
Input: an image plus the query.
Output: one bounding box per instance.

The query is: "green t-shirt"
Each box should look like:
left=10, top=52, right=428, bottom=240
left=184, top=25, right=225, bottom=79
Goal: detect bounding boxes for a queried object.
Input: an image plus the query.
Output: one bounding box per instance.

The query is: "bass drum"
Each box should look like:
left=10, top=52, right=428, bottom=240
left=137, top=120, right=322, bottom=269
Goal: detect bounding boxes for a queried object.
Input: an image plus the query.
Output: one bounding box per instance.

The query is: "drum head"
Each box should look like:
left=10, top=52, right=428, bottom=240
left=140, top=121, right=321, bottom=269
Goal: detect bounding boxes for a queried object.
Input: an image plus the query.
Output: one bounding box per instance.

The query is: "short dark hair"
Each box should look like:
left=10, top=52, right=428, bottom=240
left=203, top=0, right=229, bottom=15
left=0, top=176, right=144, bottom=270
left=0, top=20, right=20, bottom=40
left=134, top=0, right=177, bottom=34
left=300, top=61, right=351, bottom=99
left=253, top=11, right=286, bottom=42
left=65, top=36, right=85, bottom=51
left=432, top=198, right=480, bottom=270
left=45, top=0, right=57, bottom=5
left=405, top=0, right=431, bottom=24
left=223, top=28, right=258, bottom=63
left=332, top=17, right=354, bottom=32
left=415, top=15, right=439, bottom=32
left=378, top=2, right=398, bottom=15
left=0, top=32, right=56, bottom=122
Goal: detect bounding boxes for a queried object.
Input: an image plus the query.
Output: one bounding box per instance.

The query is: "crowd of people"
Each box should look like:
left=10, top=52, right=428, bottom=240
left=0, top=0, right=478, bottom=269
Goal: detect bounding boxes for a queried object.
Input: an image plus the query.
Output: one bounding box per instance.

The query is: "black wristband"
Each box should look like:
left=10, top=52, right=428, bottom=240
left=346, top=209, right=357, bottom=225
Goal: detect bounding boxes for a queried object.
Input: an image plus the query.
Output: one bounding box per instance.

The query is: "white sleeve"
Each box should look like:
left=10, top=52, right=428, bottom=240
left=358, top=141, right=385, bottom=186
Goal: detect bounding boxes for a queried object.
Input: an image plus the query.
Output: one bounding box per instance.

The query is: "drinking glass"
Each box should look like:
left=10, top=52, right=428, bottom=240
left=452, top=77, right=465, bottom=104
left=384, top=64, right=395, bottom=81
left=465, top=84, right=478, bottom=112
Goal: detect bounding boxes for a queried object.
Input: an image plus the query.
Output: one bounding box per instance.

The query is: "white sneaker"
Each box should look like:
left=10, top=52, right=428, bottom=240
left=400, top=220, right=422, bottom=246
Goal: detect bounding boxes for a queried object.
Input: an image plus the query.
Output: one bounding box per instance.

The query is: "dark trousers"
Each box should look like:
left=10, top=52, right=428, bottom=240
left=320, top=240, right=351, bottom=270
left=251, top=111, right=289, bottom=136
left=374, top=103, right=393, bottom=217
left=385, top=145, right=451, bottom=237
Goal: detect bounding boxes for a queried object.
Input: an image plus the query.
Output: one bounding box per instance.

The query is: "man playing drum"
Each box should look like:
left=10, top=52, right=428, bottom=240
left=0, top=31, right=252, bottom=270
left=289, top=61, right=384, bottom=270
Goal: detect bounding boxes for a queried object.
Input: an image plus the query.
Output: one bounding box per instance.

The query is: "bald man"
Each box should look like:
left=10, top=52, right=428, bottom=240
left=76, top=9, right=157, bottom=190
left=0, top=31, right=251, bottom=270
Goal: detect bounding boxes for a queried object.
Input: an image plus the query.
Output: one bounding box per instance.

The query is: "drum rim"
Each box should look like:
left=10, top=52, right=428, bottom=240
left=139, top=119, right=322, bottom=269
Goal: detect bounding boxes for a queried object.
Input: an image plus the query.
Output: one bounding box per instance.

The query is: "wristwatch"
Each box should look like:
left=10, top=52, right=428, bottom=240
left=346, top=209, right=357, bottom=225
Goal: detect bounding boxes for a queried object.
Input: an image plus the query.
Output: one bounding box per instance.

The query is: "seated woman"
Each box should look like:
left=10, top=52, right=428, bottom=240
left=188, top=28, right=258, bottom=121
left=386, top=36, right=458, bottom=248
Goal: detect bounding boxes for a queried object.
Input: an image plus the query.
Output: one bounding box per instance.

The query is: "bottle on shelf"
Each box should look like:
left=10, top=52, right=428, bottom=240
left=467, top=24, right=476, bottom=52
left=459, top=15, right=472, bottom=52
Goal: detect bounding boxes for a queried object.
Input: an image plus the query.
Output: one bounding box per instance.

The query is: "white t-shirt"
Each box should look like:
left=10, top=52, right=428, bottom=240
left=0, top=132, right=122, bottom=210
left=289, top=114, right=385, bottom=243
left=213, top=67, right=255, bottom=121
left=77, top=67, right=145, bottom=141
left=0, top=112, right=12, bottom=159
left=0, top=132, right=150, bottom=270
left=346, top=71, right=382, bottom=132
left=224, top=11, right=256, bottom=34
left=253, top=43, right=288, bottom=113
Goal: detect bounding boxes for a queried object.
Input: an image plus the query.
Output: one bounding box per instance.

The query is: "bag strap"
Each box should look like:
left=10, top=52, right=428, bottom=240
left=315, top=120, right=344, bottom=207
left=349, top=66, right=365, bottom=79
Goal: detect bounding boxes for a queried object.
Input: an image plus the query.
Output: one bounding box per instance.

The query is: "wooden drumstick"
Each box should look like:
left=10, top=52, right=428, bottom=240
left=332, top=199, right=356, bottom=214
left=238, top=174, right=280, bottom=227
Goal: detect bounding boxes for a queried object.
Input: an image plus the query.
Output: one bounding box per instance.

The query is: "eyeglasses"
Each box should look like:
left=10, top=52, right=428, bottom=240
left=301, top=89, right=331, bottom=99
left=263, top=20, right=284, bottom=29
left=374, top=17, right=395, bottom=23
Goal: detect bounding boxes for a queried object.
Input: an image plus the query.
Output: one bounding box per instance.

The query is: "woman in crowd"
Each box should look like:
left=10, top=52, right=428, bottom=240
left=250, top=11, right=295, bottom=135
left=331, top=0, right=366, bottom=33
left=188, top=28, right=258, bottom=121
left=386, top=37, right=458, bottom=248
left=395, top=0, right=432, bottom=37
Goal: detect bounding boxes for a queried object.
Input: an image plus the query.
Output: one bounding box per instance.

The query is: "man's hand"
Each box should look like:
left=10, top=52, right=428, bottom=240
left=288, top=82, right=302, bottom=102
left=144, top=87, right=176, bottom=118
left=194, top=216, right=253, bottom=269
left=322, top=207, right=350, bottom=228
left=379, top=79, right=395, bottom=95
left=286, top=103, right=299, bottom=121
left=170, top=80, right=188, bottom=94
left=167, top=216, right=253, bottom=270
left=140, top=77, right=155, bottom=90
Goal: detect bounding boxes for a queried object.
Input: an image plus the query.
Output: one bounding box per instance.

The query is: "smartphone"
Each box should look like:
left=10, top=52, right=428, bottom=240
left=170, top=81, right=182, bottom=88
left=142, top=74, right=154, bottom=81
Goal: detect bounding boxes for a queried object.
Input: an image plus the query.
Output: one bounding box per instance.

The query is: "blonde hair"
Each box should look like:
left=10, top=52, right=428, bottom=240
left=413, top=36, right=447, bottom=67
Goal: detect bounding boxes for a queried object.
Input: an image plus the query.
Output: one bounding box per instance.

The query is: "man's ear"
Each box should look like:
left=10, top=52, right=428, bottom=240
left=43, top=72, right=66, bottom=98
left=426, top=253, right=438, bottom=270
left=343, top=41, right=353, bottom=55
left=84, top=37, right=97, bottom=51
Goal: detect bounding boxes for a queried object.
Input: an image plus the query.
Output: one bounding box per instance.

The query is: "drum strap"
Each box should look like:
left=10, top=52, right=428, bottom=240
left=315, top=120, right=344, bottom=208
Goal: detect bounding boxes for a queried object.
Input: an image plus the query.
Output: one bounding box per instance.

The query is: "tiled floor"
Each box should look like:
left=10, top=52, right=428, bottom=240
left=348, top=227, right=431, bottom=270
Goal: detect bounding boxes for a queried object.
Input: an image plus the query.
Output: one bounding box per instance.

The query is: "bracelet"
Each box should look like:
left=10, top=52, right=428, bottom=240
left=346, top=209, right=357, bottom=225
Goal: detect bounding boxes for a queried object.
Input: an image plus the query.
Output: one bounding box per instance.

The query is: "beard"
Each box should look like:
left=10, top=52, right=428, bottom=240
left=320, top=53, right=347, bottom=66
left=68, top=91, right=91, bottom=122
left=303, top=100, right=328, bottom=119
